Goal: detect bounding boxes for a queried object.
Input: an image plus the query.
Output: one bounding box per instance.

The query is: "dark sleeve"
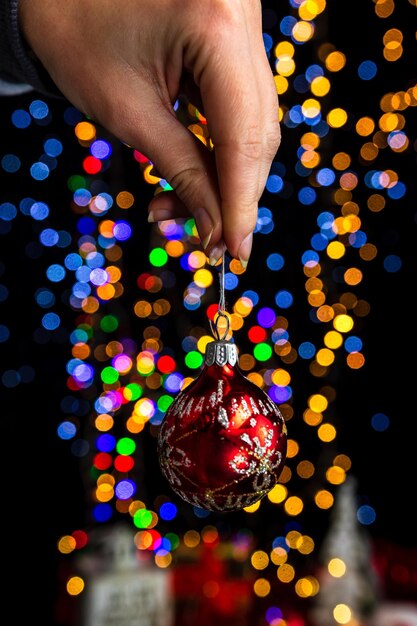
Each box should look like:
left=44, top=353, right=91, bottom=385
left=0, top=0, right=62, bottom=97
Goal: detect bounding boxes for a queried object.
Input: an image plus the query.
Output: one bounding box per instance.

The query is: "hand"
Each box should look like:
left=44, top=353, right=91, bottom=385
left=19, top=0, right=280, bottom=266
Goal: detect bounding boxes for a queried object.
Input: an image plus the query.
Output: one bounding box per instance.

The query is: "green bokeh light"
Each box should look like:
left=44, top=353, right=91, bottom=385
left=116, top=437, right=136, bottom=456
left=101, top=366, right=119, bottom=384
left=100, top=315, right=119, bottom=332
left=185, top=351, right=203, bottom=369
left=253, top=342, right=273, bottom=362
left=149, top=247, right=168, bottom=267
left=133, top=509, right=153, bottom=529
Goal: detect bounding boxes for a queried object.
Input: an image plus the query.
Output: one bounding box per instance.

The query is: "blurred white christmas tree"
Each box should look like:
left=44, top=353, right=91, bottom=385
left=311, top=476, right=380, bottom=626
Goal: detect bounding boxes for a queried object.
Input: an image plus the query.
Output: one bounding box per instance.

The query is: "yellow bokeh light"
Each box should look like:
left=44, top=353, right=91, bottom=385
left=315, top=489, right=334, bottom=509
left=299, top=0, right=324, bottom=20
left=67, top=576, right=85, bottom=596
left=251, top=551, right=269, bottom=570
left=247, top=372, right=264, bottom=388
left=183, top=530, right=200, bottom=548
left=165, top=240, right=184, bottom=258
left=347, top=352, right=365, bottom=369
left=75, top=121, right=96, bottom=142
left=327, top=241, right=345, bottom=259
left=297, top=460, right=315, bottom=478
left=325, top=51, right=346, bottom=71
left=311, top=75, right=331, bottom=97
left=324, top=330, right=343, bottom=349
left=275, top=41, right=295, bottom=58
left=271, top=547, right=288, bottom=566
left=274, top=75, right=289, bottom=94
left=302, top=98, right=321, bottom=118
left=188, top=250, right=206, bottom=269
left=295, top=576, right=319, bottom=598
left=292, top=20, right=314, bottom=42
left=58, top=535, right=76, bottom=554
left=286, top=530, right=302, bottom=549
left=316, top=348, right=335, bottom=366
left=301, top=132, right=320, bottom=149
left=254, top=578, right=271, bottom=597
left=297, top=535, right=315, bottom=555
left=327, top=108, right=348, bottom=128
left=287, top=439, right=299, bottom=458
left=230, top=313, right=243, bottom=331
left=134, top=530, right=151, bottom=550
left=284, top=496, right=304, bottom=516
left=276, top=57, right=296, bottom=76
left=375, top=0, right=395, bottom=18
left=356, top=116, right=375, bottom=136
left=95, top=413, right=114, bottom=431
left=334, top=454, right=352, bottom=471
left=383, top=28, right=403, bottom=44
left=333, top=314, right=354, bottom=332
left=379, top=112, right=402, bottom=131
left=301, top=149, right=320, bottom=168
left=272, top=368, right=291, bottom=386
left=194, top=269, right=213, bottom=288
left=239, top=353, right=255, bottom=371
left=82, top=295, right=99, bottom=313
left=318, top=423, right=336, bottom=442
left=229, top=258, right=246, bottom=275
left=234, top=296, right=253, bottom=317
left=328, top=558, right=347, bottom=578
left=308, top=393, right=328, bottom=412
left=277, top=564, right=295, bottom=583
left=96, top=483, right=114, bottom=502
left=197, top=335, right=214, bottom=354
left=143, top=164, right=161, bottom=184
left=116, top=191, right=134, bottom=209
left=279, top=465, right=292, bottom=483
left=155, top=551, right=172, bottom=568
left=344, top=268, right=363, bottom=285
left=326, top=465, right=346, bottom=485
left=134, top=300, right=152, bottom=318
left=317, top=305, right=334, bottom=322
left=333, top=604, right=352, bottom=624
left=244, top=500, right=262, bottom=513
left=333, top=152, right=351, bottom=170
left=340, top=171, right=358, bottom=190
left=360, top=142, right=379, bottom=161
left=97, top=473, right=115, bottom=487
left=268, top=484, right=288, bottom=504
left=96, top=284, right=115, bottom=301
left=126, top=417, right=144, bottom=434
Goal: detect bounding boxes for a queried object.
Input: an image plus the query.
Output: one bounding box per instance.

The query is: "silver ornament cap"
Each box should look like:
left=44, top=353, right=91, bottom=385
left=205, top=340, right=238, bottom=367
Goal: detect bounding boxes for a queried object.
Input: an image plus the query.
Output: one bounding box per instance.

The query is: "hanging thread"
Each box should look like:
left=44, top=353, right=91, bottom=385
left=210, top=252, right=229, bottom=341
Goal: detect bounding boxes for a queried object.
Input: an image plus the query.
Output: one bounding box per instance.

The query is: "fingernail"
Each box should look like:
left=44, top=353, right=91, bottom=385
left=194, top=207, right=214, bottom=250
left=238, top=232, right=253, bottom=269
left=148, top=209, right=173, bottom=223
left=209, top=242, right=226, bottom=266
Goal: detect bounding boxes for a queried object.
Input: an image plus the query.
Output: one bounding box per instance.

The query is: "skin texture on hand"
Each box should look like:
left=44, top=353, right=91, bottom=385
left=19, top=0, right=280, bottom=266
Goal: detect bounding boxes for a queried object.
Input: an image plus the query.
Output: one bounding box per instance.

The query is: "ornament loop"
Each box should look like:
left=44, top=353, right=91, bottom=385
left=210, top=311, right=230, bottom=341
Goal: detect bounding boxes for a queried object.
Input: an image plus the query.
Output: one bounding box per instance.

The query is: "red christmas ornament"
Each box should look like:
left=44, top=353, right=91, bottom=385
left=158, top=340, right=287, bottom=512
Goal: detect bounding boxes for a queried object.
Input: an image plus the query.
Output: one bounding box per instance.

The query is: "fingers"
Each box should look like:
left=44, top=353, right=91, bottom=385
left=107, top=78, right=225, bottom=265
left=194, top=2, right=281, bottom=265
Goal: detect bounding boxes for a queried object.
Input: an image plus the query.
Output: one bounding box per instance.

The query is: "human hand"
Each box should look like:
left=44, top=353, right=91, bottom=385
left=19, top=0, right=280, bottom=267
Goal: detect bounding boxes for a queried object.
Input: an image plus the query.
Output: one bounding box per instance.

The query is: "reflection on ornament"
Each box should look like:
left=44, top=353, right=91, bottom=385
left=157, top=339, right=287, bottom=512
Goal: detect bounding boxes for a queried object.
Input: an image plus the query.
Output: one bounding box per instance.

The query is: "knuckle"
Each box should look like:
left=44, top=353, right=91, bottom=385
left=169, top=167, right=208, bottom=206
left=265, top=124, right=282, bottom=155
